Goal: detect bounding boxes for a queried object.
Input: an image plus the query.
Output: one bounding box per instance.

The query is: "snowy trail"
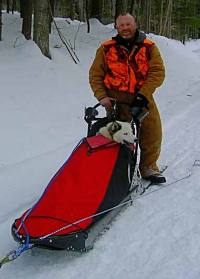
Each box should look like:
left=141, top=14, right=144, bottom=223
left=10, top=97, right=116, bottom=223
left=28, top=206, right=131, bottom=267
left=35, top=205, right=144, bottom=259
left=2, top=164, right=200, bottom=279
left=162, top=96, right=200, bottom=176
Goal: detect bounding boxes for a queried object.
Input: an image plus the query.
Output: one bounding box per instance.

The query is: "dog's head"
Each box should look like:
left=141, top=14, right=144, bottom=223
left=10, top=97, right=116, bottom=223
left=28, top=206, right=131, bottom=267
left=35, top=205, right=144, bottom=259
left=98, top=121, right=136, bottom=144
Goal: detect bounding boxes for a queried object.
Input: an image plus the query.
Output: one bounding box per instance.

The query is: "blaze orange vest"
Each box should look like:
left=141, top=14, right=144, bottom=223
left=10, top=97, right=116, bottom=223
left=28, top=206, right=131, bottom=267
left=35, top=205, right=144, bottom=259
left=102, top=38, right=154, bottom=93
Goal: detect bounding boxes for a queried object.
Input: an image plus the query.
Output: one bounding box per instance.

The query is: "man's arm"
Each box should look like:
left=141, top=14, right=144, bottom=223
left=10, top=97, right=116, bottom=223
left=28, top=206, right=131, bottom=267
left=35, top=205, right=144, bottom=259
left=89, top=46, right=108, bottom=101
left=139, top=44, right=165, bottom=100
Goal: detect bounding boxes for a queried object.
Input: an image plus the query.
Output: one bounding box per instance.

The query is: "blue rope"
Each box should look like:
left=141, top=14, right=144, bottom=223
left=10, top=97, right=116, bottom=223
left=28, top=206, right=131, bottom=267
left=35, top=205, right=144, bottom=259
left=10, top=244, right=32, bottom=260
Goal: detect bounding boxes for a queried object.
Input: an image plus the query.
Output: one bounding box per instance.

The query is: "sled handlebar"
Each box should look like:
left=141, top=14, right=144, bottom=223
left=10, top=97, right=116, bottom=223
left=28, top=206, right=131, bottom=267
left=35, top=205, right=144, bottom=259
left=84, top=104, right=101, bottom=124
left=85, top=101, right=149, bottom=125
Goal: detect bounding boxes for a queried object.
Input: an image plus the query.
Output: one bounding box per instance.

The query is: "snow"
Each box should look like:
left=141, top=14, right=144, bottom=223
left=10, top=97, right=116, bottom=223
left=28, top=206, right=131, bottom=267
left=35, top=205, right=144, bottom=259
left=1, top=12, right=200, bottom=278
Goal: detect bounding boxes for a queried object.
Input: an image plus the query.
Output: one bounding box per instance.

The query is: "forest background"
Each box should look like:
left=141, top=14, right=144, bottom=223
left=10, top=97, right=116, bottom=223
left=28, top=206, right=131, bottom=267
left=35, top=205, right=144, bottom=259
left=0, top=0, right=200, bottom=58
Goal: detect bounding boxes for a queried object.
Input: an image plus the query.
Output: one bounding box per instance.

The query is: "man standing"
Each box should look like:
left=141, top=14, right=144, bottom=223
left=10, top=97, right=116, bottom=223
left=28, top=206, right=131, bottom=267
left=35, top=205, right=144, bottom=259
left=89, top=13, right=166, bottom=184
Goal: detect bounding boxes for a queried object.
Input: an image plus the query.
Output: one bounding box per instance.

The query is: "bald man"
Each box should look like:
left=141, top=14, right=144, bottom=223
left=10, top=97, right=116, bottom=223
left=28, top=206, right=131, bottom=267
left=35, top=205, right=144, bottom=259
left=89, top=13, right=166, bottom=184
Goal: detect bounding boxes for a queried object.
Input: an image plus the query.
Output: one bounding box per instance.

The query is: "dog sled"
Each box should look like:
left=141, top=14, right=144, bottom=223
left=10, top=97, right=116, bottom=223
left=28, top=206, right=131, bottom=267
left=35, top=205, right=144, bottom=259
left=4, top=102, right=147, bottom=267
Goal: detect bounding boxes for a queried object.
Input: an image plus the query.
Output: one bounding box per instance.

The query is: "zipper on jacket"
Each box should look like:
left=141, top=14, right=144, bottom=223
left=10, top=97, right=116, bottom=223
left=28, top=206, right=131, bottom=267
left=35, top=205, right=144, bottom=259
left=128, top=48, right=135, bottom=93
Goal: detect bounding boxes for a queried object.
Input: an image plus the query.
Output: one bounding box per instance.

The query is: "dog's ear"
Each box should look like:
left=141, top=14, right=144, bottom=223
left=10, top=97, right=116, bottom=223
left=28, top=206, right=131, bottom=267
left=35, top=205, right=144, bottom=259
left=98, top=126, right=112, bottom=139
left=108, top=122, right=122, bottom=135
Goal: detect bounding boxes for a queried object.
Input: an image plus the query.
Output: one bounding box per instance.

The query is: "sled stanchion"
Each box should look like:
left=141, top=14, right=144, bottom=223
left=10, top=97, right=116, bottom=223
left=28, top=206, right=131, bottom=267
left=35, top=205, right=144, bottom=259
left=84, top=103, right=101, bottom=136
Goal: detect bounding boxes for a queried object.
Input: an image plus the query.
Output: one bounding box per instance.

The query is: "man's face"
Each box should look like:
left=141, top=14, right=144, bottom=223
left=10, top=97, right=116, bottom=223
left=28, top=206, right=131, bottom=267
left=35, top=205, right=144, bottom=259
left=116, top=15, right=137, bottom=39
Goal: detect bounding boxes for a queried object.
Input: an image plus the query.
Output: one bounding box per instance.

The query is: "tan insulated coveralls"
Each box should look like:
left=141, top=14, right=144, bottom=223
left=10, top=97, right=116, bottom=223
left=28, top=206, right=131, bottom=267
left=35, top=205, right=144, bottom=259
left=89, top=40, right=165, bottom=176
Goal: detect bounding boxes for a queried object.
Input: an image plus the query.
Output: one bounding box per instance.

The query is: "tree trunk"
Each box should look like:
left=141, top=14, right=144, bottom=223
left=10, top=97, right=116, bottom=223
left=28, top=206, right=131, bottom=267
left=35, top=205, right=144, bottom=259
left=145, top=0, right=151, bottom=33
left=86, top=0, right=90, bottom=33
left=101, top=0, right=112, bottom=24
left=70, top=0, right=76, bottom=20
left=128, top=0, right=140, bottom=17
left=0, top=0, right=2, bottom=41
left=22, top=0, right=32, bottom=40
left=167, top=0, right=172, bottom=38
left=159, top=0, right=164, bottom=35
left=91, top=0, right=101, bottom=19
left=77, top=0, right=85, bottom=22
left=129, top=0, right=135, bottom=14
left=33, top=0, right=50, bottom=58
left=7, top=0, right=10, bottom=13
left=115, top=0, right=128, bottom=19
left=20, top=0, right=25, bottom=18
left=12, top=0, right=16, bottom=14
left=162, top=0, right=172, bottom=37
left=49, top=0, right=54, bottom=34
left=135, top=0, right=142, bottom=28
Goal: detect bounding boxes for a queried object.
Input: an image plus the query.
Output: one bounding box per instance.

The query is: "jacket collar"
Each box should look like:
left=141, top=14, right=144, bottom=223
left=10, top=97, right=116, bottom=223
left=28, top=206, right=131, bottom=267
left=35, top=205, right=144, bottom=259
left=112, top=30, right=146, bottom=50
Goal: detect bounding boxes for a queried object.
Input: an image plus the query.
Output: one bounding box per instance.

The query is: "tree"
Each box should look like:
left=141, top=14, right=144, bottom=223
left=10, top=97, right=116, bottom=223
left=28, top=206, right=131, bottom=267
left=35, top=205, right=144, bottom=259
left=144, top=0, right=151, bottom=33
left=12, top=0, right=16, bottom=14
left=162, top=0, right=172, bottom=37
left=1, top=0, right=200, bottom=45
left=90, top=0, right=113, bottom=24
left=159, top=0, right=165, bottom=35
left=49, top=0, right=55, bottom=34
left=86, top=0, right=90, bottom=33
left=20, top=0, right=25, bottom=18
left=115, top=0, right=128, bottom=19
left=77, top=0, right=85, bottom=22
left=22, top=0, right=32, bottom=40
left=6, top=0, right=10, bottom=13
left=101, top=0, right=112, bottom=24
left=128, top=0, right=138, bottom=15
left=33, top=0, right=50, bottom=58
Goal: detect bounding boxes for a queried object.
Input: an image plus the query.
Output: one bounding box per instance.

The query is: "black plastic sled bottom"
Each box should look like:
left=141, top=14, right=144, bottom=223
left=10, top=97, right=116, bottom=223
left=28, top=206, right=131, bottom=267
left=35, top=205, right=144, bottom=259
left=11, top=194, right=132, bottom=252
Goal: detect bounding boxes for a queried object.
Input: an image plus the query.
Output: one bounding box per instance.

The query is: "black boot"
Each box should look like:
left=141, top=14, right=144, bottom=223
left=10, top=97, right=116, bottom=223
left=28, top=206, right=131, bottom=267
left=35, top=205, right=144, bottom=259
left=144, top=173, right=166, bottom=184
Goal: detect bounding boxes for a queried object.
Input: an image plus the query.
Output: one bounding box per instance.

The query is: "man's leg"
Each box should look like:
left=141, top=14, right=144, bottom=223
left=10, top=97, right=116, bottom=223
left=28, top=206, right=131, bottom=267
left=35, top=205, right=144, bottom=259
left=139, top=99, right=162, bottom=178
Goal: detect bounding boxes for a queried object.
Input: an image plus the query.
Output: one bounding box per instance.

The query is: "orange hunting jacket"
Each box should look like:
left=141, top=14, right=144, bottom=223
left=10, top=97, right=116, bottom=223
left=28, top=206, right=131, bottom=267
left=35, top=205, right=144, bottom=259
left=103, top=38, right=154, bottom=93
left=89, top=34, right=165, bottom=102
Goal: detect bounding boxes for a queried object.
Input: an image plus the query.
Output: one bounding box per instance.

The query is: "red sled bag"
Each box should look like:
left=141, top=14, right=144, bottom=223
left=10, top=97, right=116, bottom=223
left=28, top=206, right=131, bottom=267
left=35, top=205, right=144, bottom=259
left=12, top=134, right=135, bottom=252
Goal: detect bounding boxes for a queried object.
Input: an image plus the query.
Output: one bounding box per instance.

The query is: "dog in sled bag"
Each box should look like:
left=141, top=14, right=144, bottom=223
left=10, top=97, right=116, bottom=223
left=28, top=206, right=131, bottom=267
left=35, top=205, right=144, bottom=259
left=12, top=103, right=145, bottom=252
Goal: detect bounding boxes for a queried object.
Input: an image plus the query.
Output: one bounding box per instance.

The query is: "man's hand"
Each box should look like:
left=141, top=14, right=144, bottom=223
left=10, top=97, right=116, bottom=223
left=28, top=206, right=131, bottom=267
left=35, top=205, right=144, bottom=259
left=132, top=93, right=149, bottom=109
left=131, top=93, right=149, bottom=122
left=99, top=97, right=113, bottom=109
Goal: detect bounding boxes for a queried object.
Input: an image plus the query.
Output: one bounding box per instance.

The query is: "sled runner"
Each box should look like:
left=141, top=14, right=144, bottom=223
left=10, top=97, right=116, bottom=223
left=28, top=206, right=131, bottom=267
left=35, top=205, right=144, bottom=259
left=11, top=103, right=142, bottom=253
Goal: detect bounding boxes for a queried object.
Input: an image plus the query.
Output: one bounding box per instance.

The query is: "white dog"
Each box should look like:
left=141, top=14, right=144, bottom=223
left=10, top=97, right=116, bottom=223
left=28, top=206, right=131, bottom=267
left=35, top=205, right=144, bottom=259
left=98, top=121, right=137, bottom=144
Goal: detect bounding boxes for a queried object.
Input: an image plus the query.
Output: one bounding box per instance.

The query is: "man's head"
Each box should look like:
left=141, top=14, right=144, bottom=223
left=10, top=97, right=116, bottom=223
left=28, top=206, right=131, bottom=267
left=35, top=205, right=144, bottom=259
left=115, top=13, right=137, bottom=39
